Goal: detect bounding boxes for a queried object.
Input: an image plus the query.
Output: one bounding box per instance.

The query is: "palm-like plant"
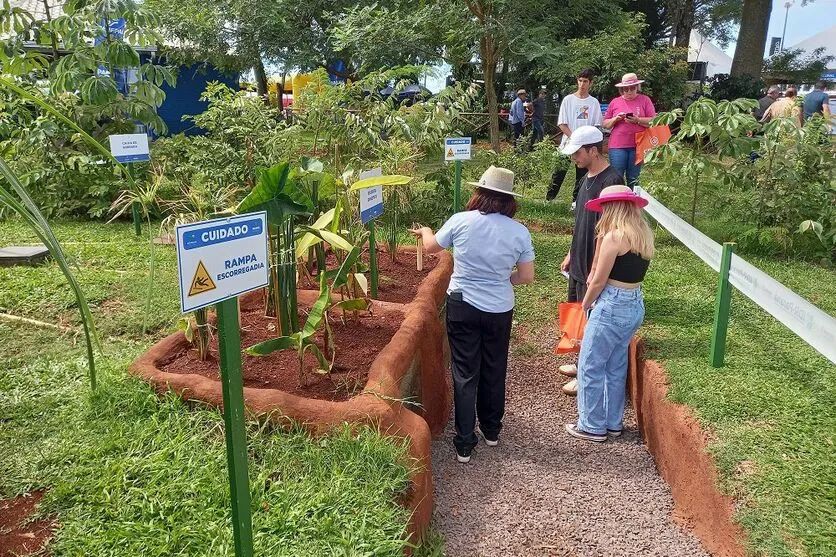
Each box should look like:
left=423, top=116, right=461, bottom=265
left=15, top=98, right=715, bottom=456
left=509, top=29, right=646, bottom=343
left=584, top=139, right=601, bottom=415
left=0, top=156, right=101, bottom=390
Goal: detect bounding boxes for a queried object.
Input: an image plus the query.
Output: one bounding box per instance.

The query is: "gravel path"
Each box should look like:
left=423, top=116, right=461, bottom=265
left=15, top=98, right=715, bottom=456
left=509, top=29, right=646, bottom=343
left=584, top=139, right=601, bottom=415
left=430, top=335, right=710, bottom=557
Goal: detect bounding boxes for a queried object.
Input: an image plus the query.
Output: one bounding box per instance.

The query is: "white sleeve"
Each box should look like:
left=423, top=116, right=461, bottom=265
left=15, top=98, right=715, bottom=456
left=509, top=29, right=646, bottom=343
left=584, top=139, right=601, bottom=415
left=557, top=96, right=571, bottom=126
left=591, top=100, right=603, bottom=127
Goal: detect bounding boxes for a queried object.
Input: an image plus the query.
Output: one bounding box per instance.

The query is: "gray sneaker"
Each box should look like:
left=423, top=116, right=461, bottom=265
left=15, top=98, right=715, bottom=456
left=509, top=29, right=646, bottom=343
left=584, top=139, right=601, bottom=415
left=564, top=423, right=607, bottom=442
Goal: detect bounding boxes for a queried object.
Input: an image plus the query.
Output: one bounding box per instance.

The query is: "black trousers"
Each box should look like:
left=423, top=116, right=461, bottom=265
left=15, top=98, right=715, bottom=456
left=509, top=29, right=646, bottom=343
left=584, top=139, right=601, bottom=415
left=568, top=275, right=588, bottom=303
left=512, top=122, right=523, bottom=141
left=547, top=164, right=586, bottom=201
left=446, top=293, right=514, bottom=452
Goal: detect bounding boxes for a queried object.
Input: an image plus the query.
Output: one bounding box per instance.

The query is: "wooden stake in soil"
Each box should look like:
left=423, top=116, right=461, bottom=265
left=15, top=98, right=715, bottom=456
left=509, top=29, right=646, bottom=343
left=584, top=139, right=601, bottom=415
left=416, top=234, right=424, bottom=271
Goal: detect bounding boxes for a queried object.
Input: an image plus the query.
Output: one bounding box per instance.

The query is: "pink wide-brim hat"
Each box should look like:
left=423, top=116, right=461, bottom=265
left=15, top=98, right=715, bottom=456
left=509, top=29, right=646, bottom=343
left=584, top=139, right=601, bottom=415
left=615, top=72, right=645, bottom=88
left=585, top=186, right=648, bottom=212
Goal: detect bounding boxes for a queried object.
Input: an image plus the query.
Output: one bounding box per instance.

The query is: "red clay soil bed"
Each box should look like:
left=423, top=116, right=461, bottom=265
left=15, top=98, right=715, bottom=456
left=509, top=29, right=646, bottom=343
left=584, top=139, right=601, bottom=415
left=0, top=491, right=53, bottom=557
left=302, top=247, right=438, bottom=304
left=158, top=293, right=404, bottom=401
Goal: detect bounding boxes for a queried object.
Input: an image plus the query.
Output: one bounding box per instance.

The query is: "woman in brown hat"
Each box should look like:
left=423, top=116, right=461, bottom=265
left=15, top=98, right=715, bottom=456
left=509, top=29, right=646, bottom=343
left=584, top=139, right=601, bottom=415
left=412, top=166, right=535, bottom=463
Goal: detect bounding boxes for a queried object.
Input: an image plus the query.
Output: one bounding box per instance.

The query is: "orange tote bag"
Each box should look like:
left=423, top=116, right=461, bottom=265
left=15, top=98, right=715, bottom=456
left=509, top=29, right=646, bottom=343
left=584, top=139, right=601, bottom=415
left=635, top=125, right=672, bottom=164
left=555, top=302, right=588, bottom=354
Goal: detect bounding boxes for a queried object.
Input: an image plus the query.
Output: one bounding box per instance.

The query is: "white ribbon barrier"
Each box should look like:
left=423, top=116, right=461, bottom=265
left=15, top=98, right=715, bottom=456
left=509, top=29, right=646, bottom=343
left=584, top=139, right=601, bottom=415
left=635, top=187, right=836, bottom=365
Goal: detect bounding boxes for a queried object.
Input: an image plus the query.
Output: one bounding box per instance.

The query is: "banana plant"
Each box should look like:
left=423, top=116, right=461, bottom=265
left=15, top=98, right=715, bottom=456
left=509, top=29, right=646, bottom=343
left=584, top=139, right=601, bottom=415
left=237, top=162, right=313, bottom=336
left=246, top=252, right=368, bottom=385
left=0, top=155, right=101, bottom=390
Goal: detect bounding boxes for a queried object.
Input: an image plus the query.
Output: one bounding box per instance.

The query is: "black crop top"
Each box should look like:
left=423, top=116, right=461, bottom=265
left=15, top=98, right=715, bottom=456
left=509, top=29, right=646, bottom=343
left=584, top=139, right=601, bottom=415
left=609, top=251, right=650, bottom=283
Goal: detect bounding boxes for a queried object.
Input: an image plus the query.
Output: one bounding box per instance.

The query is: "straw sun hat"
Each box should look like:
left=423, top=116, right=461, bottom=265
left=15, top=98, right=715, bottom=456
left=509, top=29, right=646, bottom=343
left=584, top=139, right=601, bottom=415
left=614, top=73, right=645, bottom=88
left=585, top=185, right=648, bottom=212
left=467, top=165, right=522, bottom=197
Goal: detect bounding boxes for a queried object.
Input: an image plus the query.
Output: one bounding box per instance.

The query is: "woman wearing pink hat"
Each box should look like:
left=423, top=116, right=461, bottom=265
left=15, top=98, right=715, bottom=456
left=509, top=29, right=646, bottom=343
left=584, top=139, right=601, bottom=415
left=602, top=73, right=656, bottom=188
left=565, top=185, right=654, bottom=443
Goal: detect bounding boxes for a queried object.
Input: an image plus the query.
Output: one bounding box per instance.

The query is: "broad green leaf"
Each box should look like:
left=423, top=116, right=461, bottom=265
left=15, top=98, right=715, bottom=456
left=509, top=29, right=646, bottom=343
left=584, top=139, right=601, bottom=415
left=245, top=334, right=299, bottom=356
left=302, top=273, right=331, bottom=339
left=300, top=157, right=324, bottom=173
left=311, top=208, right=336, bottom=230
left=237, top=163, right=313, bottom=222
left=349, top=174, right=411, bottom=191
left=303, top=339, right=331, bottom=373
left=331, top=298, right=368, bottom=312
left=295, top=232, right=323, bottom=259
left=319, top=229, right=353, bottom=251
left=333, top=246, right=362, bottom=290
left=354, top=272, right=369, bottom=295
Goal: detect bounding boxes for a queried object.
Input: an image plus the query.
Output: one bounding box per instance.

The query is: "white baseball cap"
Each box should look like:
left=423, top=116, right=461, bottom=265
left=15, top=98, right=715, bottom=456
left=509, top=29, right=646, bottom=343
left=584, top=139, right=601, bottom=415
left=560, top=125, right=604, bottom=155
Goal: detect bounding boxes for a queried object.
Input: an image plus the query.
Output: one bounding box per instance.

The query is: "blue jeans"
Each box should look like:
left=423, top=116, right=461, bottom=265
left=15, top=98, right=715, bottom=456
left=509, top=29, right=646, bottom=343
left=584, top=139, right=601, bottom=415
left=577, top=285, right=645, bottom=435
left=608, top=147, right=641, bottom=188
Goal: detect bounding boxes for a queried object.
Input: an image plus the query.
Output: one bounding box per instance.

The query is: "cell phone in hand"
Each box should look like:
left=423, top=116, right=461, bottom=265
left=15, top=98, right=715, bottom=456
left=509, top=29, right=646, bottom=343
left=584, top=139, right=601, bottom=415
left=626, top=112, right=634, bottom=118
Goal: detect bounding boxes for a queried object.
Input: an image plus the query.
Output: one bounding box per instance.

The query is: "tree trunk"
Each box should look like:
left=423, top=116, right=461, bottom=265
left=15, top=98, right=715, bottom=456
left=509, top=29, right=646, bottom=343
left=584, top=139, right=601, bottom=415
left=253, top=56, right=269, bottom=102
left=673, top=0, right=695, bottom=47
left=730, top=0, right=772, bottom=77
left=481, top=36, right=500, bottom=151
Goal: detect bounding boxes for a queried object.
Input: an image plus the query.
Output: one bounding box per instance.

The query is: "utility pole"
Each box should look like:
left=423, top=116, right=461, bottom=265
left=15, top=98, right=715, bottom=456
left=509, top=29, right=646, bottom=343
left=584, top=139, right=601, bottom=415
left=781, top=2, right=794, bottom=52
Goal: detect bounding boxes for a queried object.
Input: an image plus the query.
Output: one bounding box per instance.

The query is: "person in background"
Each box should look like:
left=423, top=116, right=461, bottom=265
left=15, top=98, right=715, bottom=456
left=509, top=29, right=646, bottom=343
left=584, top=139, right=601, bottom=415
left=510, top=89, right=527, bottom=143
left=802, top=81, right=832, bottom=122
left=411, top=166, right=535, bottom=464
left=760, top=87, right=802, bottom=127
left=565, top=185, right=654, bottom=443
left=602, top=73, right=656, bottom=188
left=557, top=126, right=623, bottom=394
left=755, top=86, right=780, bottom=120
left=551, top=68, right=603, bottom=204
left=530, top=89, right=547, bottom=147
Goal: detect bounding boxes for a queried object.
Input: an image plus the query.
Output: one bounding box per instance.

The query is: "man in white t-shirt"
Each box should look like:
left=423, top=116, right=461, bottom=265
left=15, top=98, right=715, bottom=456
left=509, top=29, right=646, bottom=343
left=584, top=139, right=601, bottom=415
left=547, top=69, right=603, bottom=204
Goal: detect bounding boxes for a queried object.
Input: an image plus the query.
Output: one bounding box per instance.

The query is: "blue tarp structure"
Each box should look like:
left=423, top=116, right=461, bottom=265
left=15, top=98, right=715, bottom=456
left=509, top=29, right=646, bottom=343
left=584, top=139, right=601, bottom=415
left=158, top=65, right=239, bottom=135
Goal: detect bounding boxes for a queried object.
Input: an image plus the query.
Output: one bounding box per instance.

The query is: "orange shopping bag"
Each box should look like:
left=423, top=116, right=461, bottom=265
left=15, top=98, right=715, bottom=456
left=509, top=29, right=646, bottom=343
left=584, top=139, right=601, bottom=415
left=635, top=125, right=672, bottom=164
left=554, top=302, right=588, bottom=354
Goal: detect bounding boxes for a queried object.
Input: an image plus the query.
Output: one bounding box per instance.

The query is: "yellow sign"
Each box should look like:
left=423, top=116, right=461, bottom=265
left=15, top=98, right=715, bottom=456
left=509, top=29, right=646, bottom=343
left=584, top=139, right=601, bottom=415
left=447, top=148, right=454, bottom=158
left=188, top=261, right=216, bottom=297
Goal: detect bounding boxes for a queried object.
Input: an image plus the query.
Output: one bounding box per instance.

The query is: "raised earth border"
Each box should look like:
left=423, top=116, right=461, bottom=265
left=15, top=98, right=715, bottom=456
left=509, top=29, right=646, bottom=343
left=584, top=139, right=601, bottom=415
left=130, top=247, right=454, bottom=541
left=629, top=338, right=748, bottom=557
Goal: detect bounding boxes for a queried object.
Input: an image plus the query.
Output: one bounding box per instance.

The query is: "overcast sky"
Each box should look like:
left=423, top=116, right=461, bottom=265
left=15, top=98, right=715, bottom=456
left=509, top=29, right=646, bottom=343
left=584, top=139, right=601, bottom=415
left=725, top=0, right=836, bottom=56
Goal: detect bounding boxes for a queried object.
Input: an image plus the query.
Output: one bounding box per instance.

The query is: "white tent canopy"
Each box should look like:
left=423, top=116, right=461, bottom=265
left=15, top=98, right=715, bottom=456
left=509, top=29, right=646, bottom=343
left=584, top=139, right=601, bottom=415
left=688, top=30, right=733, bottom=77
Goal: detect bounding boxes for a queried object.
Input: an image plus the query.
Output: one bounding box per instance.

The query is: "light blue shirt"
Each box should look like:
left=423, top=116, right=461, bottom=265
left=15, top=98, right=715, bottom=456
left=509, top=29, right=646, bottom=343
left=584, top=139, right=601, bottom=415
left=436, top=210, right=535, bottom=313
left=510, top=97, right=525, bottom=124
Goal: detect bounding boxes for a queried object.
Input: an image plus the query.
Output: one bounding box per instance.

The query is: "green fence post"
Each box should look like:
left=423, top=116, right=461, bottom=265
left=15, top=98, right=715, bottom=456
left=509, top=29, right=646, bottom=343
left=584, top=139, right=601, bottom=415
left=710, top=242, right=735, bottom=368
left=215, top=297, right=254, bottom=557
left=368, top=221, right=379, bottom=298
left=453, top=159, right=462, bottom=214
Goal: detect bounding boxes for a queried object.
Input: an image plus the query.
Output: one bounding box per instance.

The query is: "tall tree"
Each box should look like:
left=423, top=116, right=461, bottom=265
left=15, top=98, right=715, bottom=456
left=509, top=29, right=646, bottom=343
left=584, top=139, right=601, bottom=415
left=730, top=0, right=772, bottom=77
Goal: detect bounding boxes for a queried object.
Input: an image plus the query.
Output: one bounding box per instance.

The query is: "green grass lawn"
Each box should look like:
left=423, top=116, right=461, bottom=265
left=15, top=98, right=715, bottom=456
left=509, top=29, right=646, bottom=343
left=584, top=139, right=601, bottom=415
left=0, top=219, right=440, bottom=556
left=511, top=190, right=835, bottom=557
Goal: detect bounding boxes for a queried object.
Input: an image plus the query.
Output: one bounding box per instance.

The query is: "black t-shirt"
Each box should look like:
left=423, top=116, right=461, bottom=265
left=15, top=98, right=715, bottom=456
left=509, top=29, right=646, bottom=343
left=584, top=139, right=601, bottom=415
left=569, top=165, right=624, bottom=282
left=533, top=97, right=545, bottom=120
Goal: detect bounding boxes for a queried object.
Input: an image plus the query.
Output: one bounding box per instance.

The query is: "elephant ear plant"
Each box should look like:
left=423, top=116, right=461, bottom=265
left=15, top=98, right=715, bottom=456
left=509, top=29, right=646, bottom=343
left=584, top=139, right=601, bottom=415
left=237, top=162, right=312, bottom=335
left=0, top=156, right=101, bottom=389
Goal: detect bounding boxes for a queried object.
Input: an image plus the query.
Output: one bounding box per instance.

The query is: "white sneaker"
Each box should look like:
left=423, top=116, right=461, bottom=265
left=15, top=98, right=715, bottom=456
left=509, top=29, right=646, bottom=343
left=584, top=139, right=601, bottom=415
left=562, top=378, right=578, bottom=396
left=558, top=364, right=577, bottom=377
left=485, top=437, right=499, bottom=447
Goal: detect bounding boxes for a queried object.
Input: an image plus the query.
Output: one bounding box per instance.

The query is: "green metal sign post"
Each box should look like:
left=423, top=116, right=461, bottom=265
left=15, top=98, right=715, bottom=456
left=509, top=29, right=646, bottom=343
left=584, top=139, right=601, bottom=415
left=453, top=159, right=462, bottom=214
left=368, top=220, right=379, bottom=297
left=216, top=296, right=255, bottom=557
left=710, top=242, right=735, bottom=368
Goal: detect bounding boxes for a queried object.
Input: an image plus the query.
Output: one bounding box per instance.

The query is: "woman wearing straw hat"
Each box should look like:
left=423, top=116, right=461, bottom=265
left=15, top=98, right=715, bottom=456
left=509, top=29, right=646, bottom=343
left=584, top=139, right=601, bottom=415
left=565, top=185, right=654, bottom=443
left=602, top=73, right=657, bottom=188
left=412, top=166, right=535, bottom=463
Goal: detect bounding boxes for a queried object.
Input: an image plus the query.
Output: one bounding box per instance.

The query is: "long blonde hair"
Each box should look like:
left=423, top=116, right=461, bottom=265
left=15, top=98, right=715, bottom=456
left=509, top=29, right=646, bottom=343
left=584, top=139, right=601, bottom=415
left=596, top=201, right=655, bottom=259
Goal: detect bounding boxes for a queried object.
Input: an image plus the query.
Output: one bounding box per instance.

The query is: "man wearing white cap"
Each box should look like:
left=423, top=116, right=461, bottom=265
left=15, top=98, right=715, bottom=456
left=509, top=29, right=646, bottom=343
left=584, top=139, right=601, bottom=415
left=509, top=89, right=527, bottom=142
left=556, top=126, right=623, bottom=389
